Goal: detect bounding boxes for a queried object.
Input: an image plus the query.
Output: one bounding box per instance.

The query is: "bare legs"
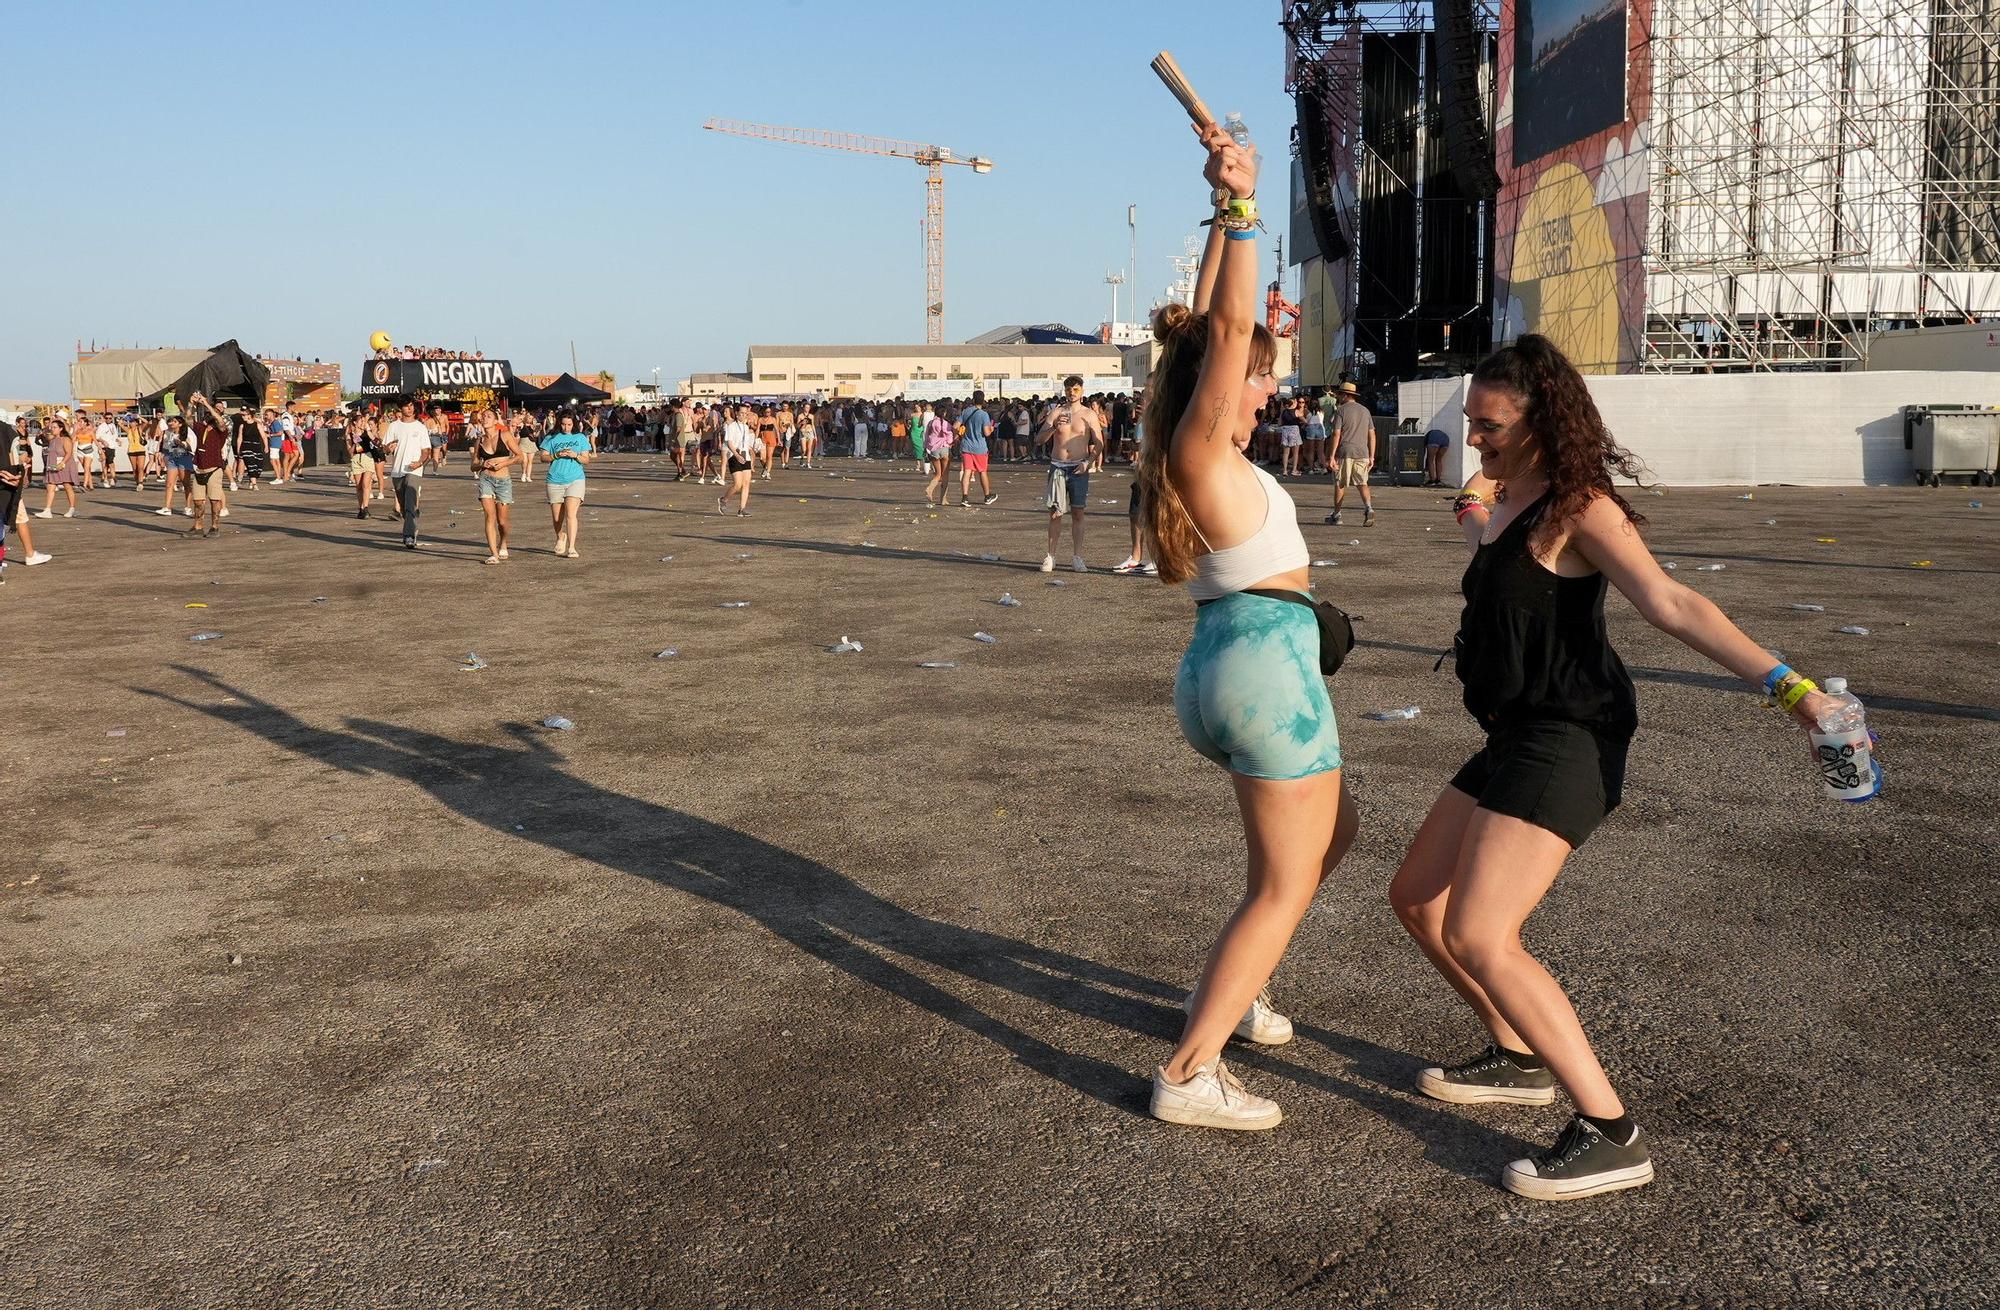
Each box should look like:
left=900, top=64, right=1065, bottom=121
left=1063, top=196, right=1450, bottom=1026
left=1165, top=770, right=1358, bottom=1082
left=1045, top=508, right=1085, bottom=563
left=1388, top=787, right=1625, bottom=1118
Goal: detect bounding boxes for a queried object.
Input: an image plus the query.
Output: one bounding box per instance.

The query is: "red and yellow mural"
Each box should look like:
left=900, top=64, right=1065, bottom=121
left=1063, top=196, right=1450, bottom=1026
left=1493, top=0, right=1654, bottom=373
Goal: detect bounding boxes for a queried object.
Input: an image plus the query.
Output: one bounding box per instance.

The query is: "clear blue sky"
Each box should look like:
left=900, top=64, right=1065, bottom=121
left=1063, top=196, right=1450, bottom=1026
left=5, top=0, right=1297, bottom=400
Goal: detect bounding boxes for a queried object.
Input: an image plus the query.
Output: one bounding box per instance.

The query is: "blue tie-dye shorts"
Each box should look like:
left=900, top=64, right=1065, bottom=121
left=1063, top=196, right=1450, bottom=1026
left=1174, top=590, right=1343, bottom=780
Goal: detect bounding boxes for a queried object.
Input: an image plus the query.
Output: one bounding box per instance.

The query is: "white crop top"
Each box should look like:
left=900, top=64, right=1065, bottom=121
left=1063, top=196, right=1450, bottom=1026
left=1185, top=463, right=1312, bottom=600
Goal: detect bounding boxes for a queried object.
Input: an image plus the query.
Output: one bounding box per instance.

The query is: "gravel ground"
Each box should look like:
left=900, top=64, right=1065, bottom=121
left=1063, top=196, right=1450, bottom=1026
left=3, top=457, right=1995, bottom=1309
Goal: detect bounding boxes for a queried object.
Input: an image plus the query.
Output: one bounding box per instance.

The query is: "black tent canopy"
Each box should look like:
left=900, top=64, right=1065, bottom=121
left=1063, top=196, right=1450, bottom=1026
left=536, top=373, right=610, bottom=402
left=507, top=375, right=550, bottom=402
left=150, top=340, right=271, bottom=409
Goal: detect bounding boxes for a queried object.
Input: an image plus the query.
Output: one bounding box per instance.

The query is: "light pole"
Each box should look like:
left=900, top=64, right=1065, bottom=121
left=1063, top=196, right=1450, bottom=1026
left=1104, top=272, right=1126, bottom=342
left=652, top=366, right=661, bottom=400
left=1127, top=204, right=1138, bottom=326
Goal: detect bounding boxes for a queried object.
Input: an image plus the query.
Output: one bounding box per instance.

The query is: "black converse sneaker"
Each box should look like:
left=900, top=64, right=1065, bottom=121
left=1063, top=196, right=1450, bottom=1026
left=1502, top=1114, right=1655, bottom=1201
left=1417, top=1044, right=1558, bottom=1105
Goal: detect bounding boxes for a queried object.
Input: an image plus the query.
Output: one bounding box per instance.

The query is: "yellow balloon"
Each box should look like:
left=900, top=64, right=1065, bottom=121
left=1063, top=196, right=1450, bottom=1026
left=369, top=331, right=393, bottom=352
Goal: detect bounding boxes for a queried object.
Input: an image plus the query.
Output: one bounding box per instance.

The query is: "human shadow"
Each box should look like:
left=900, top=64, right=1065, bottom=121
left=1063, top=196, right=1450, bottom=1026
left=142, top=667, right=1525, bottom=1179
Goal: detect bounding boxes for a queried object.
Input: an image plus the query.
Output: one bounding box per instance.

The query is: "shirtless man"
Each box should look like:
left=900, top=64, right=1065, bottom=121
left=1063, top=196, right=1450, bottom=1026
left=1035, top=374, right=1105, bottom=573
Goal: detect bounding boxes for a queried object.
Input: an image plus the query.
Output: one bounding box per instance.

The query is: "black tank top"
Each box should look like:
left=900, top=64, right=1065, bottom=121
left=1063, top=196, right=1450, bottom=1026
left=1456, top=495, right=1638, bottom=738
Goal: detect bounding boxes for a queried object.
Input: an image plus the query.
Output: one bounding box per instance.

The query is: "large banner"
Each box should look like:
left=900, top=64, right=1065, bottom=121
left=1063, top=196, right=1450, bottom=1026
left=360, top=358, right=514, bottom=397
left=1492, top=0, right=1652, bottom=374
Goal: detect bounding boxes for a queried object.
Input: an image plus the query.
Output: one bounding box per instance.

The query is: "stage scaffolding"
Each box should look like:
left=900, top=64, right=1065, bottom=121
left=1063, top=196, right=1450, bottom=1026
left=1645, top=0, right=2000, bottom=372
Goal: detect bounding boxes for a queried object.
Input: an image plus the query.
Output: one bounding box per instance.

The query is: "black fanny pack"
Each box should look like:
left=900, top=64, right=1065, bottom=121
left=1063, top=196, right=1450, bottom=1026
left=1198, top=589, right=1355, bottom=676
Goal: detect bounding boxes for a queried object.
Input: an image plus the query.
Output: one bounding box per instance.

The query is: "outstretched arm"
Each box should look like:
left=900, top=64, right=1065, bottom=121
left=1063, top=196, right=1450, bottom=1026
left=1190, top=219, right=1228, bottom=315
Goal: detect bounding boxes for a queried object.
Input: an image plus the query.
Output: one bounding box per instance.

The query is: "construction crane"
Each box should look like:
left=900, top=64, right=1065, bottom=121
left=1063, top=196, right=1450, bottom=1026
left=703, top=118, right=994, bottom=345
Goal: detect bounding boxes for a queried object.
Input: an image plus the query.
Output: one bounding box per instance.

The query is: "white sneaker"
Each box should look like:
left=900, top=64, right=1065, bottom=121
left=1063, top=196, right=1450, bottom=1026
left=1039, top=554, right=1055, bottom=573
left=1111, top=557, right=1141, bottom=574
left=1183, top=988, right=1294, bottom=1046
left=24, top=551, right=51, bottom=566
left=229, top=481, right=239, bottom=491
left=155, top=506, right=173, bottom=516
left=1071, top=555, right=1088, bottom=573
left=32, top=509, right=50, bottom=519
left=183, top=506, right=194, bottom=517
left=1150, top=1059, right=1282, bottom=1131
left=219, top=507, right=229, bottom=518
left=62, top=508, right=75, bottom=518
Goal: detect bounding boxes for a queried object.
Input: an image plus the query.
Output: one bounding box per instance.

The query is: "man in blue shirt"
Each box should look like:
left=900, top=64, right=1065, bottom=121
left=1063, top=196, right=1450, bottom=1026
left=540, top=412, right=594, bottom=558
left=956, top=390, right=998, bottom=507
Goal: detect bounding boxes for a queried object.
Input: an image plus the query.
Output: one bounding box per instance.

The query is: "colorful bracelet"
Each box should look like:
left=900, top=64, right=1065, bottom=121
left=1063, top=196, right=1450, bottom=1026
left=1225, top=228, right=1258, bottom=241
left=1778, top=676, right=1819, bottom=711
left=1762, top=663, right=1794, bottom=695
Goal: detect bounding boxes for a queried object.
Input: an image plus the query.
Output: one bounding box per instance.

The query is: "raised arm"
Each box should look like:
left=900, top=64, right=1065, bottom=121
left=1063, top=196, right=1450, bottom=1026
left=1190, top=218, right=1228, bottom=315
left=1166, top=123, right=1261, bottom=488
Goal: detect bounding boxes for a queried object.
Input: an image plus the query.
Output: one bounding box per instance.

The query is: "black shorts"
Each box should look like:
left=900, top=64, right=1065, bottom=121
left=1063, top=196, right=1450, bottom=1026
left=1128, top=481, right=1141, bottom=521
left=1448, top=720, right=1628, bottom=849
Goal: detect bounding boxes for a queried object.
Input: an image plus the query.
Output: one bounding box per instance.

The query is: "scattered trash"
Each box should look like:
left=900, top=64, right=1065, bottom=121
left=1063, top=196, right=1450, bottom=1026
left=732, top=552, right=754, bottom=560
left=658, top=555, right=675, bottom=562
left=541, top=716, right=575, bottom=731
left=411, top=1159, right=447, bottom=1178
left=1836, top=626, right=1871, bottom=636
left=1815, top=537, right=1837, bottom=544
left=312, top=596, right=328, bottom=603
left=1364, top=707, right=1423, bottom=721
left=1787, top=603, right=1826, bottom=612
left=460, top=653, right=488, bottom=672
left=1736, top=493, right=1755, bottom=500
left=1971, top=501, right=1984, bottom=509
left=1762, top=518, right=1779, bottom=526
left=718, top=601, right=750, bottom=609
left=1047, top=579, right=1068, bottom=587
left=860, top=541, right=879, bottom=548
left=1344, top=539, right=1362, bottom=546
left=918, top=661, right=958, bottom=669
left=106, top=728, right=127, bottom=738
left=1647, top=488, right=1666, bottom=496
left=653, top=648, right=679, bottom=659
left=513, top=825, right=525, bottom=832
left=1311, top=558, right=1340, bottom=567
left=996, top=593, right=1022, bottom=607
left=184, top=602, right=207, bottom=609
left=971, top=631, right=999, bottom=644
left=980, top=552, right=1000, bottom=562
left=189, top=631, right=223, bottom=641
left=829, top=635, right=864, bottom=653
left=228, top=953, right=243, bottom=967
left=1662, top=562, right=1679, bottom=570
left=1909, top=560, right=1933, bottom=568
left=1695, top=563, right=1727, bottom=571
left=327, top=834, right=347, bottom=843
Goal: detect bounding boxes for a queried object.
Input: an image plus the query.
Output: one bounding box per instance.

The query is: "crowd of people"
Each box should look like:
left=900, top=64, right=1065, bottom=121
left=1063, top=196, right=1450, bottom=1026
left=371, top=345, right=488, bottom=362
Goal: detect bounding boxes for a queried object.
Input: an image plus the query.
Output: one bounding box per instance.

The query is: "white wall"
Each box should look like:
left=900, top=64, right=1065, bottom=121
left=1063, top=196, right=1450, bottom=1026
left=1407, top=370, right=2000, bottom=488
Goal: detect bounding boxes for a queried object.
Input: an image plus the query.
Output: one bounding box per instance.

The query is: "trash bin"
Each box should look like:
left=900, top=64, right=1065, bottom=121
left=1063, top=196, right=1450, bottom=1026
left=1910, top=406, right=2000, bottom=487
left=1389, top=432, right=1427, bottom=486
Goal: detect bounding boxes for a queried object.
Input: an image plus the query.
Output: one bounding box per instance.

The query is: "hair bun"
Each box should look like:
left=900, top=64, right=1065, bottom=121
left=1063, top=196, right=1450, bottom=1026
left=1153, top=302, right=1193, bottom=343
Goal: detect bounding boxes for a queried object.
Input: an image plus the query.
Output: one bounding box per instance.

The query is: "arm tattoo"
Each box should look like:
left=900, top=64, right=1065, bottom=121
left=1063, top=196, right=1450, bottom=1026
left=1200, top=399, right=1228, bottom=443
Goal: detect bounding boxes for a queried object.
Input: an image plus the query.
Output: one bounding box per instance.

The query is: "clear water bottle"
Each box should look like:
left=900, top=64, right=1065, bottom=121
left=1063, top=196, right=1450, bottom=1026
left=1223, top=111, right=1253, bottom=153
left=1808, top=676, right=1880, bottom=802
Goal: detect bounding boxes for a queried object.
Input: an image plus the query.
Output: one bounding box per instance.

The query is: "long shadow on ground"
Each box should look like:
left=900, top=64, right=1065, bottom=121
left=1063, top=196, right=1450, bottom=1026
left=145, top=667, right=1529, bottom=1180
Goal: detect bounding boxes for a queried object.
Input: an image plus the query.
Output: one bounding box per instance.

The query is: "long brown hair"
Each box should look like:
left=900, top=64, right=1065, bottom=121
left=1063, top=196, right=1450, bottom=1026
left=1136, top=303, right=1276, bottom=584
left=1470, top=334, right=1647, bottom=551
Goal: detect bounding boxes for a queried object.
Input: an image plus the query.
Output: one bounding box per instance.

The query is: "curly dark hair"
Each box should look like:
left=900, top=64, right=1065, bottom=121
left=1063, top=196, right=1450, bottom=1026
left=1470, top=334, right=1648, bottom=551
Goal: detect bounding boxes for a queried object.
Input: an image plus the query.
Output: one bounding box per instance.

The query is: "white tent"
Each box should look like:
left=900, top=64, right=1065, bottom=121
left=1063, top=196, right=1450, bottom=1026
left=69, top=348, right=215, bottom=403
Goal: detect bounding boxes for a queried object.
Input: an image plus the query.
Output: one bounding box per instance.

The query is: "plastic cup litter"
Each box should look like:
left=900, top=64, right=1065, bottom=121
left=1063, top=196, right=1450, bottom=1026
left=918, top=661, right=958, bottom=669
left=541, top=716, right=575, bottom=731
left=654, top=648, right=680, bottom=659
left=189, top=631, right=223, bottom=641
left=829, top=636, right=864, bottom=653
left=1836, top=626, right=1871, bottom=636
left=1787, top=603, right=1826, bottom=612
left=996, top=593, right=1022, bottom=607
left=1364, top=707, right=1422, bottom=721
left=718, top=601, right=750, bottom=609
left=972, top=632, right=999, bottom=644
left=1696, top=563, right=1726, bottom=571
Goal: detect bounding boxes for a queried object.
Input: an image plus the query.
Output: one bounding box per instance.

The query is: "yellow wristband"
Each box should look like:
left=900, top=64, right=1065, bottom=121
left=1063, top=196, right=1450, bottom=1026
left=1778, top=677, right=1818, bottom=711
left=1225, top=196, right=1258, bottom=221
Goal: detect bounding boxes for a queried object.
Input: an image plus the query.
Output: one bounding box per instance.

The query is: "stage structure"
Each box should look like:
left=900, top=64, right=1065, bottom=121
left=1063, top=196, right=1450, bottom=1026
left=1285, top=1, right=1503, bottom=386
left=1639, top=0, right=2000, bottom=371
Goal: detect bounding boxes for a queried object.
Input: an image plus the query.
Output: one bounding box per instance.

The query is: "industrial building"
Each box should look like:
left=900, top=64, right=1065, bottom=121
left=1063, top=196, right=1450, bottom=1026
left=681, top=342, right=1131, bottom=401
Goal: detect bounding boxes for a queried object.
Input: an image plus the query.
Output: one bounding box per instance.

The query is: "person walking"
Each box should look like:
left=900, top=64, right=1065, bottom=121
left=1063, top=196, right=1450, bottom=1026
left=540, top=412, right=592, bottom=558
left=1277, top=395, right=1303, bottom=477
left=33, top=419, right=80, bottom=518
left=235, top=408, right=270, bottom=491
left=1326, top=381, right=1376, bottom=526
left=956, top=391, right=999, bottom=507
left=383, top=400, right=432, bottom=548
left=1035, top=375, right=1104, bottom=572
left=798, top=405, right=820, bottom=469
left=156, top=416, right=194, bottom=516
left=515, top=411, right=539, bottom=484
left=472, top=406, right=520, bottom=564
left=718, top=404, right=757, bottom=516
left=1, top=420, right=53, bottom=571
left=1303, top=392, right=1329, bottom=474
left=1138, top=122, right=1356, bottom=1131
left=182, top=394, right=232, bottom=537
left=922, top=402, right=956, bottom=507
left=1386, top=334, right=1838, bottom=1201
left=346, top=414, right=379, bottom=518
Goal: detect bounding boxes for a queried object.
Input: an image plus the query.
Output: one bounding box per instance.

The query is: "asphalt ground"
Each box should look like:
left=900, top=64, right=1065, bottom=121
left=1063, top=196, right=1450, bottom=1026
left=4, top=456, right=1996, bottom=1309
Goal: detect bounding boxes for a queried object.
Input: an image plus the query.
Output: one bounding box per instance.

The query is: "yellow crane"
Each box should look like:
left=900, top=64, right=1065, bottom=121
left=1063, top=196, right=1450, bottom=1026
left=702, top=118, right=994, bottom=345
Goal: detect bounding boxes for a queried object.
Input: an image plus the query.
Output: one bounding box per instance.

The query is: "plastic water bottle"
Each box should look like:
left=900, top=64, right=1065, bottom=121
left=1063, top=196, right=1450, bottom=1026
left=1808, top=677, right=1880, bottom=802
left=1223, top=111, right=1253, bottom=155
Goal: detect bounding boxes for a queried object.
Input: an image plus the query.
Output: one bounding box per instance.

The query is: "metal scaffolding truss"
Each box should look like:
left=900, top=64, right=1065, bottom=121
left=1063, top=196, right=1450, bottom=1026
left=1645, top=0, right=2000, bottom=372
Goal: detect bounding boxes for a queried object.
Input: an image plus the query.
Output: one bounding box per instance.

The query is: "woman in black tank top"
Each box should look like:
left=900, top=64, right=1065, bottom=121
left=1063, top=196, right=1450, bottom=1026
left=1387, top=336, right=1839, bottom=1202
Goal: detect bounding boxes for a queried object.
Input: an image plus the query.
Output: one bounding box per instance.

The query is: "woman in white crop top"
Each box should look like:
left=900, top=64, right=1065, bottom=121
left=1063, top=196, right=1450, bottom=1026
left=1133, top=119, right=1358, bottom=1134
